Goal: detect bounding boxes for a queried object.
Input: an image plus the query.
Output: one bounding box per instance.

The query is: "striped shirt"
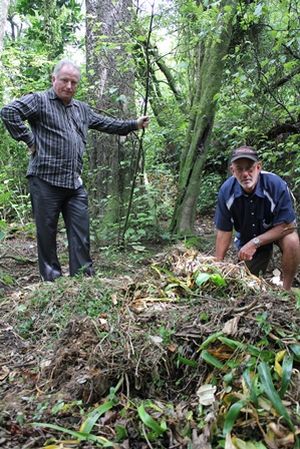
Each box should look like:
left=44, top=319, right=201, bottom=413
left=215, top=171, right=296, bottom=248
left=1, top=88, right=138, bottom=189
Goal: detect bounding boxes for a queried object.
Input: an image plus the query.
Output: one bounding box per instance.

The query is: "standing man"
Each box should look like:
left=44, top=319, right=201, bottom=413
left=214, top=146, right=300, bottom=290
left=1, top=59, right=149, bottom=281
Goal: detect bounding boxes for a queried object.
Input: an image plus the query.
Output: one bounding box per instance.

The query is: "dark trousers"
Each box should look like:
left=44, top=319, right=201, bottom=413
left=29, top=176, right=94, bottom=281
left=245, top=246, right=273, bottom=276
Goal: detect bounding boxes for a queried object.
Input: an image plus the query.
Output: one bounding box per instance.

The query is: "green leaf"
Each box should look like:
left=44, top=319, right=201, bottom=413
left=199, top=331, right=223, bottom=350
left=210, top=273, right=226, bottom=286
left=201, top=350, right=224, bottom=369
left=290, top=344, right=300, bottom=361
left=51, top=401, right=65, bottom=415
left=243, top=370, right=258, bottom=406
left=257, top=362, right=294, bottom=431
left=115, top=424, right=127, bottom=442
left=279, top=355, right=293, bottom=398
left=223, top=400, right=247, bottom=435
left=195, top=272, right=210, bottom=286
left=32, top=422, right=115, bottom=446
left=218, top=336, right=245, bottom=350
left=177, top=354, right=198, bottom=368
left=137, top=403, right=167, bottom=437
left=80, top=399, right=116, bottom=434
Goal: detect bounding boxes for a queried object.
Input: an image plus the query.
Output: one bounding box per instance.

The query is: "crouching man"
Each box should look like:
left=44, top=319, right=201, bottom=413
left=214, top=146, right=300, bottom=290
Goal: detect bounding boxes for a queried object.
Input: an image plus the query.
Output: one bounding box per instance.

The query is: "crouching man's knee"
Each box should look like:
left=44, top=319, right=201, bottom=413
left=278, top=230, right=300, bottom=290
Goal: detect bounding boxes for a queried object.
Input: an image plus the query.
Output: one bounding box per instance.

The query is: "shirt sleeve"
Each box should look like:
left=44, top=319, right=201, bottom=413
left=215, top=189, right=234, bottom=231
left=87, top=106, right=138, bottom=136
left=273, top=184, right=296, bottom=225
left=1, top=93, right=40, bottom=147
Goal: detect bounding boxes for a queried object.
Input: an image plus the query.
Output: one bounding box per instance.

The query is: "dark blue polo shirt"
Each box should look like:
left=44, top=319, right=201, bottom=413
left=215, top=171, right=295, bottom=248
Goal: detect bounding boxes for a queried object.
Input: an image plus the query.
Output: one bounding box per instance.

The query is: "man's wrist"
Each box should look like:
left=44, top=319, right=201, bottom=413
left=252, top=237, right=261, bottom=248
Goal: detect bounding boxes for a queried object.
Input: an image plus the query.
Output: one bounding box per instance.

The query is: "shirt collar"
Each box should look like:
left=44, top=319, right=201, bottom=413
left=232, top=174, right=264, bottom=199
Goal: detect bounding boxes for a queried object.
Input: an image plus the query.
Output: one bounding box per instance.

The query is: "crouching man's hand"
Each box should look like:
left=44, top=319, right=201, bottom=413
left=238, top=240, right=258, bottom=261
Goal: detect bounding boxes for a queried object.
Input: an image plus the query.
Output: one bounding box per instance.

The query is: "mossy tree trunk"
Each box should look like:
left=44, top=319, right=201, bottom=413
left=170, top=0, right=237, bottom=235
left=86, top=0, right=135, bottom=233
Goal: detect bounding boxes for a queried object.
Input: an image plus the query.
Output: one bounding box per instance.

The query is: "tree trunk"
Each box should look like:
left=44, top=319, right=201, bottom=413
left=170, top=0, right=237, bottom=235
left=0, top=0, right=9, bottom=54
left=85, top=0, right=135, bottom=232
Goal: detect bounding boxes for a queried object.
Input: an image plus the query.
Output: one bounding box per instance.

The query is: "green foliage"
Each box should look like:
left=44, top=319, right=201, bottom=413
left=197, top=172, right=223, bottom=214
left=1, top=0, right=300, bottom=242
left=0, top=133, right=30, bottom=224
left=210, top=0, right=300, bottom=197
left=137, top=401, right=167, bottom=440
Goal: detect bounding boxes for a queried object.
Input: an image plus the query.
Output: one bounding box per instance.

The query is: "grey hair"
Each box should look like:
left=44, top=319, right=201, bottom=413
left=52, top=59, right=81, bottom=78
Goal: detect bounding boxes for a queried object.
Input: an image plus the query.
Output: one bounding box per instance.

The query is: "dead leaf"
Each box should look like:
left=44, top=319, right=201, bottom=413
left=196, top=384, right=216, bottom=406
left=222, top=316, right=240, bottom=335
left=0, top=365, right=10, bottom=381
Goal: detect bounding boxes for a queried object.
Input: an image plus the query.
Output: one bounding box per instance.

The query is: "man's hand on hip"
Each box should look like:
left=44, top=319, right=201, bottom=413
left=28, top=146, right=36, bottom=155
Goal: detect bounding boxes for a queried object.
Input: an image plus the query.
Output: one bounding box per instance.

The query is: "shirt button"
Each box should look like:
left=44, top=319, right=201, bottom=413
left=251, top=212, right=254, bottom=215
left=252, top=224, right=255, bottom=226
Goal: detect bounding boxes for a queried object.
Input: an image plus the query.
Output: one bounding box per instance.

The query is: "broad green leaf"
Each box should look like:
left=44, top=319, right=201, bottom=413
left=195, top=272, right=210, bottom=286
left=218, top=337, right=261, bottom=357
left=115, top=424, right=127, bottom=442
left=199, top=331, right=223, bottom=350
left=137, top=403, right=167, bottom=437
left=218, top=336, right=245, bottom=350
left=247, top=345, right=263, bottom=358
left=279, top=355, right=293, bottom=398
left=223, top=400, right=247, bottom=435
left=210, top=273, right=226, bottom=286
left=32, top=422, right=115, bottom=446
left=177, top=354, right=198, bottom=368
left=201, top=350, right=224, bottom=369
left=243, top=370, right=258, bottom=406
left=51, top=401, right=65, bottom=415
left=80, top=399, right=115, bottom=434
left=257, top=362, right=294, bottom=431
left=290, top=344, right=300, bottom=361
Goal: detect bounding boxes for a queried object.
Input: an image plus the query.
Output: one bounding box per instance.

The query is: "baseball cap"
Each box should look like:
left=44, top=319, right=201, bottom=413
left=230, top=146, right=259, bottom=163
